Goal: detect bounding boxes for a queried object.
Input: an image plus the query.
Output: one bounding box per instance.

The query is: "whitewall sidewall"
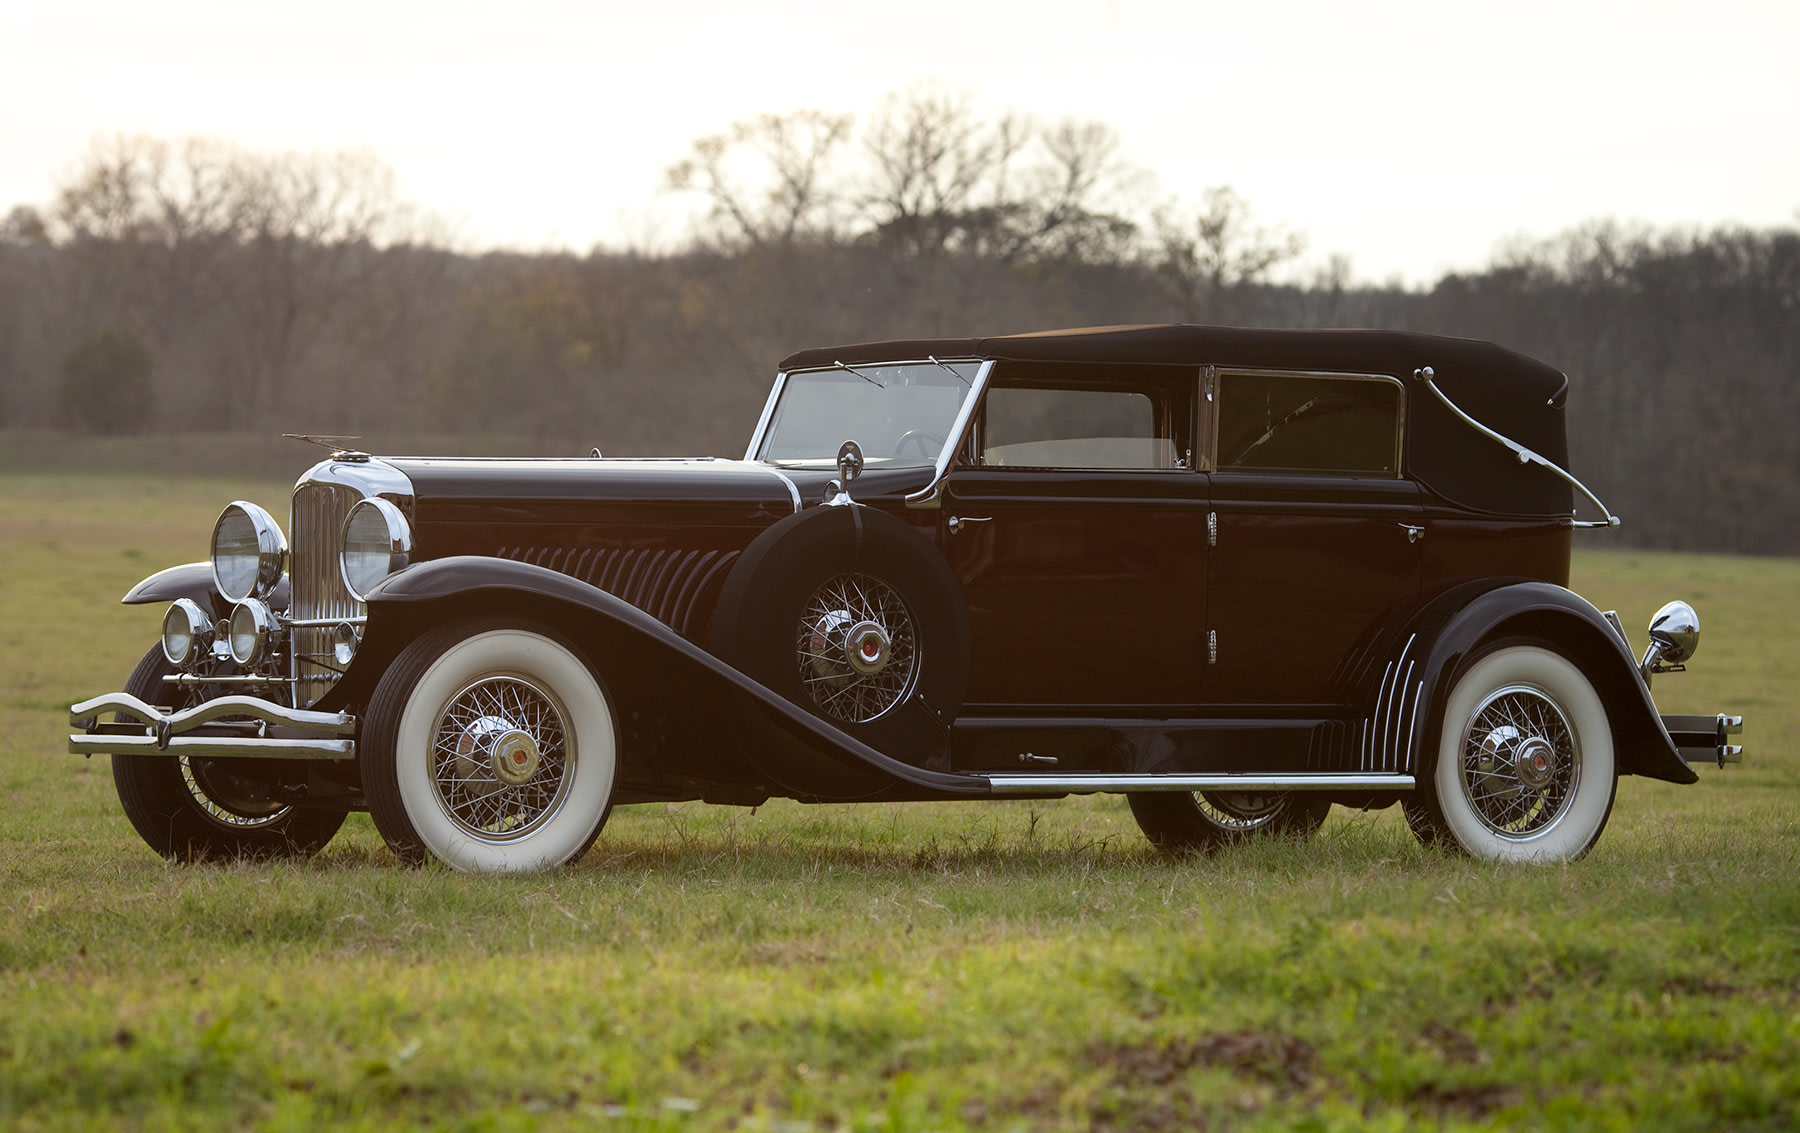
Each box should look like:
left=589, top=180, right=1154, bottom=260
left=1433, top=645, right=1615, bottom=862
left=394, top=629, right=616, bottom=873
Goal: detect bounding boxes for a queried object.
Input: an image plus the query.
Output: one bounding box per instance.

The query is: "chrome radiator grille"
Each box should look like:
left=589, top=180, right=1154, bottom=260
left=290, top=481, right=363, bottom=707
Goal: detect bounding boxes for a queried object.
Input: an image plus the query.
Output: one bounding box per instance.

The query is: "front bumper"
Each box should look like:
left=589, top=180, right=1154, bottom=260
left=69, top=693, right=357, bottom=761
left=1662, top=713, right=1744, bottom=769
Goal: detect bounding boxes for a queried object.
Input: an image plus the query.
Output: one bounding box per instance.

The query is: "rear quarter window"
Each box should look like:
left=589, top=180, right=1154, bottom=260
left=1215, top=371, right=1402, bottom=476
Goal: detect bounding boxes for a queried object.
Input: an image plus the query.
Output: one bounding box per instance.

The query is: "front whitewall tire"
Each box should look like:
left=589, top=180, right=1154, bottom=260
left=368, top=625, right=617, bottom=873
left=1424, top=644, right=1616, bottom=862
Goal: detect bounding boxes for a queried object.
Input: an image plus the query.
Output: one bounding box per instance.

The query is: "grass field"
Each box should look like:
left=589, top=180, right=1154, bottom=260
left=2, top=473, right=1796, bottom=1131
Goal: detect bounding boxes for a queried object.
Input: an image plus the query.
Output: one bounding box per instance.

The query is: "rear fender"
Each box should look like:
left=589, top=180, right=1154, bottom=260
left=334, top=556, right=988, bottom=802
left=1372, top=580, right=1696, bottom=785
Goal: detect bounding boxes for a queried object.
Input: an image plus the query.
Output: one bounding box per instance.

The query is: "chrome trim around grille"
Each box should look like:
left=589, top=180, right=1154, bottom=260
left=289, top=459, right=413, bottom=706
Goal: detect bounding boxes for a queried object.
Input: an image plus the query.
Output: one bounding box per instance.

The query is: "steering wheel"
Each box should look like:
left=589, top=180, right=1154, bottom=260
left=893, top=430, right=946, bottom=458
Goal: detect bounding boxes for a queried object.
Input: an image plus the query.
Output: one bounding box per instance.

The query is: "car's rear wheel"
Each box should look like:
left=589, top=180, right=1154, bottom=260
left=1404, top=642, right=1617, bottom=861
left=361, top=621, right=618, bottom=873
left=1128, top=790, right=1330, bottom=852
left=111, top=646, right=346, bottom=860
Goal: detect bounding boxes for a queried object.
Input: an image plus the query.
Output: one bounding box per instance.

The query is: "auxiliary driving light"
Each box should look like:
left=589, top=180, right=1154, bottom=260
left=160, top=598, right=212, bottom=668
left=228, top=598, right=276, bottom=666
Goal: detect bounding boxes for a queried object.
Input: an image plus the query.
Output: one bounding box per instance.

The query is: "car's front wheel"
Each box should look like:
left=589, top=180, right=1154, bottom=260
left=1404, top=642, right=1617, bottom=861
left=111, top=646, right=346, bottom=860
left=1128, top=790, right=1330, bottom=851
left=361, top=621, right=618, bottom=873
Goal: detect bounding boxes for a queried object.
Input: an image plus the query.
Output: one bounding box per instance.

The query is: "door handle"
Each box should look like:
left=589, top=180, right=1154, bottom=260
left=1399, top=523, right=1424, bottom=544
left=948, top=515, right=992, bottom=535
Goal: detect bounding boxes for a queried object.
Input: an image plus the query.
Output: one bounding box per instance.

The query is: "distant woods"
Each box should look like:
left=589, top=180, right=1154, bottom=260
left=0, top=89, right=1795, bottom=554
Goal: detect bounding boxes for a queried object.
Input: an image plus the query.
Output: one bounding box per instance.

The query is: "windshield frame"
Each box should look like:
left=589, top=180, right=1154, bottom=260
left=745, top=358, right=994, bottom=495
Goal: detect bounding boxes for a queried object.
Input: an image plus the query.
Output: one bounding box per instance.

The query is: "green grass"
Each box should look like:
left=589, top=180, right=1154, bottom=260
left=2, top=474, right=1796, bottom=1131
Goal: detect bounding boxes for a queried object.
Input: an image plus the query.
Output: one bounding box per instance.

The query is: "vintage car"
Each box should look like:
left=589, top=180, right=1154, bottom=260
left=69, top=325, right=1744, bottom=871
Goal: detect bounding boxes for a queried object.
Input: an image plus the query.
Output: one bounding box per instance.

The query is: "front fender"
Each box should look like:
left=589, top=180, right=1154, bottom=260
left=1379, top=580, right=1696, bottom=785
left=336, top=556, right=988, bottom=801
left=121, top=561, right=288, bottom=615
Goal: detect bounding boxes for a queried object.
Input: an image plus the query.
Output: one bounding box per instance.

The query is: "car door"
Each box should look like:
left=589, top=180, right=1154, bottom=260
left=1200, top=368, right=1422, bottom=708
left=936, top=364, right=1206, bottom=712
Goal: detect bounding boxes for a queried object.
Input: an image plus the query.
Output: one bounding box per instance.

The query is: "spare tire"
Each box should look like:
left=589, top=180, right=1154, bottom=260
left=712, top=505, right=969, bottom=769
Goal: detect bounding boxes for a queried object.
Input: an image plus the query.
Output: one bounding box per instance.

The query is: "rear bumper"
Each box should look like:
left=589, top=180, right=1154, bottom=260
left=69, top=692, right=357, bottom=762
left=1661, top=713, right=1744, bottom=770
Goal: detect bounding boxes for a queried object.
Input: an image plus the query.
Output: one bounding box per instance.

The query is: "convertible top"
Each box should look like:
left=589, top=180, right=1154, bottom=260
left=780, top=324, right=1576, bottom=519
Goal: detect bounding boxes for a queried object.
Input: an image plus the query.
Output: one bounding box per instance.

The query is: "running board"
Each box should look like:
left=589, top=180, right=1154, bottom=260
left=984, top=773, right=1415, bottom=796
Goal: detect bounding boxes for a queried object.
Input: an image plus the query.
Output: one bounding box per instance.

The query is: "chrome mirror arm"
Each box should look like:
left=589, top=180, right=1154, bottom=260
left=1414, top=367, right=1621, bottom=530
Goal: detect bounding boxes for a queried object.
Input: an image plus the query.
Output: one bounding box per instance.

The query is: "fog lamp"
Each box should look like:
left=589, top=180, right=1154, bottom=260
left=332, top=621, right=360, bottom=667
left=161, top=599, right=212, bottom=668
left=228, top=599, right=276, bottom=666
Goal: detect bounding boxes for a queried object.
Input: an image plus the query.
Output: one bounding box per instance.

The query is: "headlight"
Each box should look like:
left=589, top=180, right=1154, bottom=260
left=340, top=498, right=412, bottom=601
left=228, top=599, right=276, bottom=666
left=161, top=599, right=212, bottom=668
left=211, top=502, right=287, bottom=602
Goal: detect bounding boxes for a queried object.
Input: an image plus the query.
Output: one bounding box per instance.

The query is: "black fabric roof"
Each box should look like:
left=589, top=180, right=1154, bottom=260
left=779, top=323, right=1563, bottom=395
left=779, top=324, right=1577, bottom=518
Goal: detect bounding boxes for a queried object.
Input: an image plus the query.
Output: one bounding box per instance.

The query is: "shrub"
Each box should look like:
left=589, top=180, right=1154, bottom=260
left=57, top=329, right=153, bottom=433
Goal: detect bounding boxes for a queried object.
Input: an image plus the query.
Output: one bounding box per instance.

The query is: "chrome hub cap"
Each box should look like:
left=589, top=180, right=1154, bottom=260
left=433, top=676, right=573, bottom=842
left=796, top=573, right=918, bottom=724
left=1459, top=685, right=1579, bottom=838
left=845, top=620, right=891, bottom=676
left=489, top=728, right=542, bottom=786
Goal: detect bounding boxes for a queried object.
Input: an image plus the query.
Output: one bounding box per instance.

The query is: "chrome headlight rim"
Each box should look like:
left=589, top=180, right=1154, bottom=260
left=228, top=598, right=277, bottom=667
left=340, top=497, right=413, bottom=602
left=211, top=501, right=288, bottom=603
left=161, top=598, right=212, bottom=669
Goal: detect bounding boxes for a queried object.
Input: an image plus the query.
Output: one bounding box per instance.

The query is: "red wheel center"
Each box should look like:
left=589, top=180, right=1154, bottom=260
left=861, top=640, right=880, bottom=660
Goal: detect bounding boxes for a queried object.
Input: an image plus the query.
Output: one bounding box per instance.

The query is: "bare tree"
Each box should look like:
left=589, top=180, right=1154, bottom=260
left=858, top=84, right=1027, bottom=257
left=1153, top=186, right=1305, bottom=320
left=665, top=110, right=853, bottom=248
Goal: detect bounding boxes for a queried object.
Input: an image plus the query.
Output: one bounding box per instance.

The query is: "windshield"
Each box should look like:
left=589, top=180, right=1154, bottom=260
left=757, top=361, right=981, bottom=466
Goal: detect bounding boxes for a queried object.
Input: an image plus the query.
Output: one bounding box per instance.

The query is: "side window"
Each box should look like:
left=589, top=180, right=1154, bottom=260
left=982, top=387, right=1176, bottom=469
left=1214, top=372, right=1402, bottom=476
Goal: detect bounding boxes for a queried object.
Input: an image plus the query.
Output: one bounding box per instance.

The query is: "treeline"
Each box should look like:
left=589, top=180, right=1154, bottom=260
left=0, top=92, right=1795, bottom=553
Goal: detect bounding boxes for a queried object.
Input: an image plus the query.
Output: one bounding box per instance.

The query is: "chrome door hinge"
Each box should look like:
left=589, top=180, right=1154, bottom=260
left=1208, top=629, right=1217, bottom=664
left=1207, top=511, right=1217, bottom=547
left=1202, top=365, right=1215, bottom=403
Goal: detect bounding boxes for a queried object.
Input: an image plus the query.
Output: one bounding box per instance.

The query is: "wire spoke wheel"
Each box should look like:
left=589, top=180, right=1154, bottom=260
left=430, top=674, right=574, bottom=842
left=1195, top=791, right=1288, bottom=832
left=795, top=572, right=919, bottom=724
left=179, top=756, right=291, bottom=829
left=1458, top=684, right=1579, bottom=838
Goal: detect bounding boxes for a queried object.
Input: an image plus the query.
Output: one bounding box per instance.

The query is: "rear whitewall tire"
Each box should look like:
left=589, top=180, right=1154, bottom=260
left=364, top=623, right=618, bottom=873
left=1413, top=644, right=1617, bottom=862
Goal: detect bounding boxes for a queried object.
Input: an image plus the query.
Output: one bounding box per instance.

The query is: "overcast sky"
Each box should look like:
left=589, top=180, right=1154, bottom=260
left=3, top=0, right=1794, bottom=284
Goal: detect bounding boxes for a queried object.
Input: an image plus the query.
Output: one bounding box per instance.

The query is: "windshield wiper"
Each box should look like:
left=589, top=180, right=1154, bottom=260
left=834, top=360, right=883, bottom=388
left=927, top=355, right=971, bottom=386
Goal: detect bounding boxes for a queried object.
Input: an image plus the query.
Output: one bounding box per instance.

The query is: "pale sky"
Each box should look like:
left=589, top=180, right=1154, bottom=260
left=2, top=0, right=1795, bottom=285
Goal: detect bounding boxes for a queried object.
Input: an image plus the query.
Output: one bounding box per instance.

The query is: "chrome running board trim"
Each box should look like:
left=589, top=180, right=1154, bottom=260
left=984, top=772, right=1416, bottom=796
